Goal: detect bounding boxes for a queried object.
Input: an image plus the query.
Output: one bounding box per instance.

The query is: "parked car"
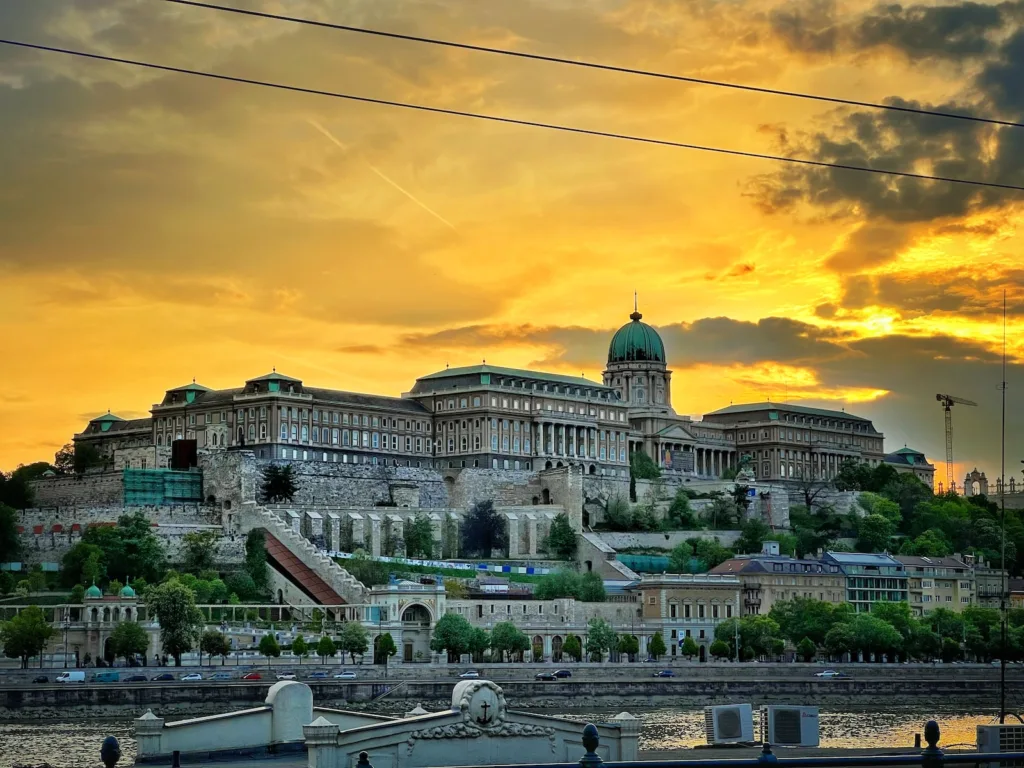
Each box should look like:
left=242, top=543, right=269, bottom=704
left=814, top=670, right=849, bottom=678
left=32, top=675, right=48, bottom=684
left=56, top=671, right=85, bottom=684
left=94, top=671, right=120, bottom=683
left=535, top=672, right=557, bottom=681
left=181, top=673, right=203, bottom=681
left=241, top=672, right=262, bottom=681
left=653, top=670, right=675, bottom=678
left=333, top=671, right=357, bottom=679
left=458, top=671, right=480, bottom=679
left=151, top=673, right=175, bottom=681
left=211, top=672, right=233, bottom=681
left=553, top=669, right=572, bottom=678
left=276, top=672, right=297, bottom=680
left=125, top=674, right=148, bottom=682
left=307, top=671, right=329, bottom=680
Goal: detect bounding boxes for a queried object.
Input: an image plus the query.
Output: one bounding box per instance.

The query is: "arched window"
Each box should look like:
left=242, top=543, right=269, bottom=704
left=248, top=425, right=256, bottom=441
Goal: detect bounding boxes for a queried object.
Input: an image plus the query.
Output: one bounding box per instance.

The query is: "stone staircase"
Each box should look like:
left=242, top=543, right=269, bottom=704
left=241, top=501, right=369, bottom=604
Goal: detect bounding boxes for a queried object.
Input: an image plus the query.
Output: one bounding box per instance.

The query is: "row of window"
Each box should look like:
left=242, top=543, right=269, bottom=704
left=436, top=394, right=627, bottom=422
left=666, top=602, right=734, bottom=620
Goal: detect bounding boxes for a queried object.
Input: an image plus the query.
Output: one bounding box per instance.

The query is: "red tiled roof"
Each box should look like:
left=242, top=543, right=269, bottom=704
left=263, top=531, right=346, bottom=605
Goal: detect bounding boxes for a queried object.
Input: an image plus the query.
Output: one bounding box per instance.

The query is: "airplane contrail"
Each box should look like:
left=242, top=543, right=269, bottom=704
left=307, top=119, right=458, bottom=232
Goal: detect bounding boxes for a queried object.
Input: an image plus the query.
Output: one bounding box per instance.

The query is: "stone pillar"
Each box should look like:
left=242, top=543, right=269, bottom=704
left=305, top=510, right=324, bottom=548
left=526, top=514, right=539, bottom=555
left=327, top=513, right=341, bottom=553
left=506, top=513, right=520, bottom=557
left=134, top=710, right=165, bottom=759
left=350, top=513, right=365, bottom=550
left=582, top=428, right=589, bottom=459
left=368, top=513, right=382, bottom=557
left=286, top=510, right=301, bottom=534
left=611, top=712, right=640, bottom=760
left=429, top=512, right=443, bottom=555
left=303, top=716, right=341, bottom=768
left=388, top=514, right=405, bottom=557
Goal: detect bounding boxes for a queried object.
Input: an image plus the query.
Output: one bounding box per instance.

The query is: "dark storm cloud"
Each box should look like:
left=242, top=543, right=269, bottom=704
left=838, top=269, right=1024, bottom=318
left=767, top=0, right=840, bottom=54
left=750, top=2, right=1024, bottom=232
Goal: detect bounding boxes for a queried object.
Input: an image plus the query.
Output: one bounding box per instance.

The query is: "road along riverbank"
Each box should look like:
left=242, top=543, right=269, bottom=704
left=0, top=666, right=1018, bottom=720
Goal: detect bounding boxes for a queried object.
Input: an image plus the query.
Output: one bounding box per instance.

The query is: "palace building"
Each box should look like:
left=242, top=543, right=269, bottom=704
left=75, top=308, right=887, bottom=483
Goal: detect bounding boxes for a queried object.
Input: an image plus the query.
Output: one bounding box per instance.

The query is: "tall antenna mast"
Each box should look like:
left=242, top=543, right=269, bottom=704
left=999, top=289, right=1007, bottom=723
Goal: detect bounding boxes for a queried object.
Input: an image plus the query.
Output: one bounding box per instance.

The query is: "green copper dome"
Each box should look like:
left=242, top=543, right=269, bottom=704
left=85, top=584, right=102, bottom=599
left=119, top=584, right=136, bottom=599
left=608, top=310, right=665, bottom=364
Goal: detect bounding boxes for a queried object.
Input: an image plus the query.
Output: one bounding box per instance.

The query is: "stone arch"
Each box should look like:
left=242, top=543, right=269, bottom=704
left=531, top=496, right=539, bottom=505
left=532, top=634, right=544, bottom=660
left=699, top=645, right=707, bottom=662
left=124, top=607, right=132, bottom=621
left=103, top=636, right=115, bottom=664
left=102, top=607, right=111, bottom=623
left=556, top=461, right=564, bottom=468
left=443, top=475, right=456, bottom=502
left=542, top=489, right=551, bottom=504
left=584, top=560, right=593, bottom=572
left=401, top=603, right=433, bottom=623
left=551, top=635, right=564, bottom=662
left=91, top=607, right=99, bottom=622
left=544, top=461, right=553, bottom=470
left=588, top=464, right=597, bottom=475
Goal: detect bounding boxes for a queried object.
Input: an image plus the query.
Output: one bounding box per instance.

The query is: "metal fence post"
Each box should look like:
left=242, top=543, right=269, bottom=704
left=171, top=751, right=181, bottom=768
left=758, top=741, right=778, bottom=764
left=580, top=723, right=604, bottom=768
left=357, top=751, right=374, bottom=768
left=921, top=720, right=943, bottom=768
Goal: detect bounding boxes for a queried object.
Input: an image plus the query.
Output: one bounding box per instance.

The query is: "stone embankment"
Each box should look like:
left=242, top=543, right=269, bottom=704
left=0, top=666, right=1016, bottom=720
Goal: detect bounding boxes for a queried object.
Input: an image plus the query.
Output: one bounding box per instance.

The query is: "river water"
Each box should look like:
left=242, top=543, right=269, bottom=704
left=0, top=710, right=1003, bottom=768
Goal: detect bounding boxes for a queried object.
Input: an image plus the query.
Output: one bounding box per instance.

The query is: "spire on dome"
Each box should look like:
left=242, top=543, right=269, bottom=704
left=630, top=292, right=642, bottom=321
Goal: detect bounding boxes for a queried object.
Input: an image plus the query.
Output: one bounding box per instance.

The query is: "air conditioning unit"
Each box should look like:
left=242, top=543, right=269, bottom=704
left=704, top=704, right=754, bottom=745
left=977, top=724, right=1024, bottom=768
left=760, top=706, right=819, bottom=747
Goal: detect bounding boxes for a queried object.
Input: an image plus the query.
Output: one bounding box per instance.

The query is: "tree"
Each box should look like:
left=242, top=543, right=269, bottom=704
left=681, top=637, right=699, bottom=660
left=0, top=471, right=35, bottom=510
left=665, top=490, right=698, bottom=529
left=824, top=623, right=854, bottom=658
left=668, top=542, right=698, bottom=573
left=53, top=444, right=75, bottom=475
left=468, top=628, right=490, bottom=663
left=617, top=634, right=640, bottom=661
left=430, top=613, right=474, bottom=660
left=106, top=621, right=148, bottom=664
left=225, top=571, right=258, bottom=602
left=146, top=579, right=203, bottom=666
left=563, top=634, right=583, bottom=662
left=901, top=529, right=953, bottom=557
left=53, top=442, right=104, bottom=475
left=850, top=614, right=903, bottom=659
left=797, top=637, right=816, bottom=662
left=244, top=529, right=269, bottom=596
left=182, top=530, right=219, bottom=574
left=339, top=621, right=369, bottom=664
left=693, top=538, right=735, bottom=570
left=403, top=514, right=435, bottom=559
left=316, top=635, right=337, bottom=662
left=941, top=636, right=962, bottom=663
left=374, top=632, right=397, bottom=665
left=291, top=635, right=308, bottom=664
left=260, top=464, right=299, bottom=503
left=856, top=514, right=896, bottom=553
left=490, top=621, right=530, bottom=662
left=710, top=640, right=732, bottom=660
left=604, top=496, right=634, bottom=531
left=858, top=493, right=902, bottom=525
left=770, top=598, right=839, bottom=647
left=208, top=578, right=229, bottom=604
left=259, top=634, right=281, bottom=666
left=0, top=504, right=21, bottom=562
left=460, top=500, right=507, bottom=558
left=28, top=569, right=47, bottom=593
left=736, top=519, right=772, bottom=554
left=83, top=512, right=166, bottom=583
left=199, top=630, right=231, bottom=666
left=704, top=494, right=742, bottom=529
left=70, top=584, right=85, bottom=603
left=0, top=606, right=54, bottom=668
left=585, top=617, right=618, bottom=661
left=61, top=543, right=105, bottom=587
left=629, top=450, right=661, bottom=480
left=83, top=551, right=105, bottom=588
left=547, top=513, right=577, bottom=559
left=648, top=632, right=667, bottom=660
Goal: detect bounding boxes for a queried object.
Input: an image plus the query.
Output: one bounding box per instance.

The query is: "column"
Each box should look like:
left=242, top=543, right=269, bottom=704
left=558, top=425, right=565, bottom=456
left=582, top=428, right=589, bottom=459
left=350, top=513, right=365, bottom=550
left=569, top=426, right=576, bottom=458
left=327, top=513, right=340, bottom=552
left=507, top=514, right=520, bottom=557
left=536, top=424, right=544, bottom=456
left=368, top=514, right=382, bottom=557
left=527, top=514, right=538, bottom=556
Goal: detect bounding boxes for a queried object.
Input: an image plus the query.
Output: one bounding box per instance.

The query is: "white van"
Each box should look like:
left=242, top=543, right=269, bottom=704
left=55, top=671, right=85, bottom=683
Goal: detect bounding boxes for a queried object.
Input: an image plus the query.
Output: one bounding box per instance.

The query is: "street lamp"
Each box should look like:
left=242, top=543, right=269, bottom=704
left=62, top=610, right=72, bottom=670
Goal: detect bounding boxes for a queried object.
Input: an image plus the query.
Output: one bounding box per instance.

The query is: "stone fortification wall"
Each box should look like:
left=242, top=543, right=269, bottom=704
left=786, top=487, right=859, bottom=516
left=201, top=451, right=258, bottom=512
left=256, top=459, right=449, bottom=508
left=29, top=472, right=123, bottom=507
left=595, top=529, right=742, bottom=551
left=15, top=504, right=219, bottom=528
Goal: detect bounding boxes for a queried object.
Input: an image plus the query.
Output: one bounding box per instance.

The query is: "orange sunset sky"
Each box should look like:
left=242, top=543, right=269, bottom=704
left=1, top=0, right=1022, bottom=484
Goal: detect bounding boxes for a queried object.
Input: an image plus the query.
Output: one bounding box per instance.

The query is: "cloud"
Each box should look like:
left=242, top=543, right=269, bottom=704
left=838, top=268, right=1024, bottom=318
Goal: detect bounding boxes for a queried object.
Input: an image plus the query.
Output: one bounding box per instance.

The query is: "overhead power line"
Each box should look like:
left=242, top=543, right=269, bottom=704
left=3, top=38, right=1023, bottom=193
left=164, top=0, right=1024, bottom=131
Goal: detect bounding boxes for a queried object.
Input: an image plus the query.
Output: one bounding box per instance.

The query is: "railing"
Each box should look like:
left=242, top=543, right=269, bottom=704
left=354, top=720, right=1024, bottom=768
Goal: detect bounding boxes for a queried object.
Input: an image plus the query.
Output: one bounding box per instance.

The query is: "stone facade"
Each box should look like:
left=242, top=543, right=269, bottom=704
left=29, top=472, right=123, bottom=507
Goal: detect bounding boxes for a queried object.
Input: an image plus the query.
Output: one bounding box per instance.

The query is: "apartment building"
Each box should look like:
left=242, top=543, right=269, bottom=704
left=635, top=573, right=741, bottom=661
left=710, top=552, right=846, bottom=616
left=895, top=555, right=974, bottom=615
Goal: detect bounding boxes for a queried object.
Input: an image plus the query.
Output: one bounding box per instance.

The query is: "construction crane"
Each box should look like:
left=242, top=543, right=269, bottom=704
left=936, top=393, right=978, bottom=490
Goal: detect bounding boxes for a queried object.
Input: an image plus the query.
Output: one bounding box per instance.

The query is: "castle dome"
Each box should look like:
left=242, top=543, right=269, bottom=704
left=85, top=584, right=102, bottom=599
left=608, top=308, right=665, bottom=364
left=120, top=583, right=136, bottom=599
